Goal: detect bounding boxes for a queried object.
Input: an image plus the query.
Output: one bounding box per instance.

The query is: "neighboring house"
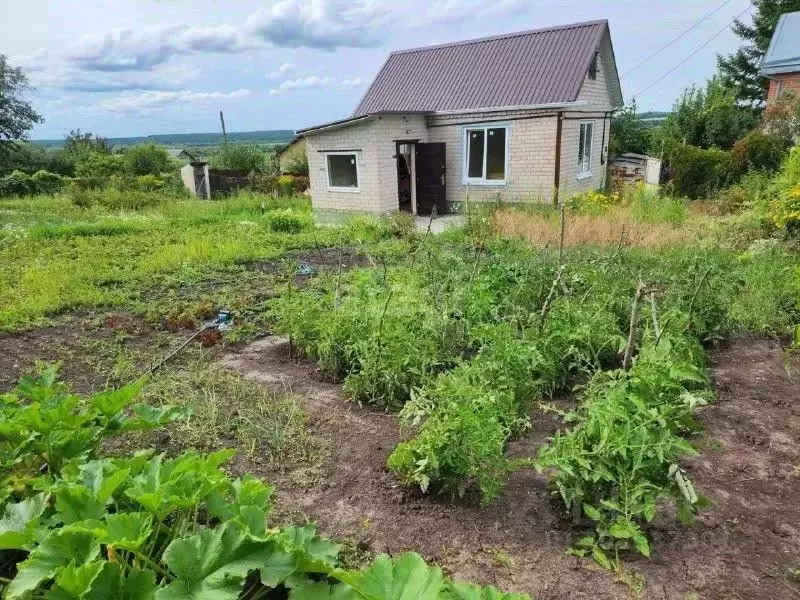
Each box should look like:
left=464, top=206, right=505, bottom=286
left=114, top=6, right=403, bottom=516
left=297, top=19, right=622, bottom=215
left=278, top=137, right=307, bottom=174
left=760, top=11, right=800, bottom=105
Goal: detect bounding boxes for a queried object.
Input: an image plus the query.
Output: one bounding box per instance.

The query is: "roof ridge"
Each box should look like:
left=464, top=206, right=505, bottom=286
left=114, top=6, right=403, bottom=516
left=389, top=19, right=608, bottom=56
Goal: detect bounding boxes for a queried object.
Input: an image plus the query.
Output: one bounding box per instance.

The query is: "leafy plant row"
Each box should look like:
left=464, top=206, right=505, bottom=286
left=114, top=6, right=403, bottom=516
left=388, top=294, right=626, bottom=504
left=537, top=327, right=712, bottom=569
left=269, top=242, right=561, bottom=410
left=0, top=369, right=527, bottom=599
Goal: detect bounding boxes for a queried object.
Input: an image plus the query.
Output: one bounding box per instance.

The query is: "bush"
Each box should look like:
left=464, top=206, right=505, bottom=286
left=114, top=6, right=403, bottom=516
left=284, top=151, right=309, bottom=175
left=124, top=143, right=171, bottom=175
left=385, top=211, right=417, bottom=238
left=663, top=140, right=740, bottom=199
left=212, top=143, right=277, bottom=173
left=31, top=170, right=67, bottom=194
left=74, top=152, right=125, bottom=178
left=264, top=208, right=312, bottom=233
left=731, top=130, right=789, bottom=174
left=67, top=186, right=166, bottom=210
left=134, top=174, right=166, bottom=191
left=0, top=170, right=33, bottom=196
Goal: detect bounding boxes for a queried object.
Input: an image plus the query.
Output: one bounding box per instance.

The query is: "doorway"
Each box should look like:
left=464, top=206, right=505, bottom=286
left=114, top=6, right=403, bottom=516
left=396, top=141, right=415, bottom=214
left=415, top=142, right=446, bottom=216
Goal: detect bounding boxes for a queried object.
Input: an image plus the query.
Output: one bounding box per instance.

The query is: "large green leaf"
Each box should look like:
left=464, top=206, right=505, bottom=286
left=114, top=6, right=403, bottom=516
left=79, top=460, right=131, bottom=502
left=7, top=528, right=100, bottom=599
left=0, top=492, right=50, bottom=550
left=89, top=380, right=145, bottom=417
left=287, top=576, right=356, bottom=600
left=206, top=476, right=274, bottom=523
left=120, top=404, right=190, bottom=433
left=102, top=512, right=153, bottom=551
left=54, top=486, right=106, bottom=524
left=338, top=553, right=444, bottom=600
left=87, top=563, right=157, bottom=600
left=157, top=522, right=295, bottom=600
left=282, top=524, right=340, bottom=571
left=443, top=581, right=529, bottom=600
left=47, top=560, right=106, bottom=599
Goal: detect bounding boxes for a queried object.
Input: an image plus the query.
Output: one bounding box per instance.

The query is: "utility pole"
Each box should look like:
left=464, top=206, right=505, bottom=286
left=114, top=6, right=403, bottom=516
left=219, top=110, right=228, bottom=145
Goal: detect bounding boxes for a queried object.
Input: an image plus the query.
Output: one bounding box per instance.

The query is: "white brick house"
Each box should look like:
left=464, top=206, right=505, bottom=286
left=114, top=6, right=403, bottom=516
left=298, top=20, right=623, bottom=215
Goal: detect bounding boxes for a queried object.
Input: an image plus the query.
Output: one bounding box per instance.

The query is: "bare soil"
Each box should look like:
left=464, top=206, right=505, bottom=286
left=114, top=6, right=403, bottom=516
left=0, top=312, right=185, bottom=393
left=220, top=336, right=800, bottom=600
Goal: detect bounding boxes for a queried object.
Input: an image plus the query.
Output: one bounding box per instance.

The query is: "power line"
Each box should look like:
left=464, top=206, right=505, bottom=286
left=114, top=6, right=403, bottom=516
left=622, top=0, right=737, bottom=77
left=632, top=6, right=752, bottom=100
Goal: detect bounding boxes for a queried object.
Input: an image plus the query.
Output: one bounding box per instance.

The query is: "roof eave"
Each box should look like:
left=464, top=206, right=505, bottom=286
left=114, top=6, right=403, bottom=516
left=296, top=115, right=376, bottom=136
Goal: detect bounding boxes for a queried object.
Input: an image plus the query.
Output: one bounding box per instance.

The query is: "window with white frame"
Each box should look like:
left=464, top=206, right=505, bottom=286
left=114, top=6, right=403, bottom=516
left=326, top=152, right=359, bottom=191
left=578, top=122, right=594, bottom=176
left=464, top=126, right=508, bottom=184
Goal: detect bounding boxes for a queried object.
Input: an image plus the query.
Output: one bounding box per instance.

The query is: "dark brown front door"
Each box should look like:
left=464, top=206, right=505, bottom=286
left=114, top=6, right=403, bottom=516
left=415, top=143, right=446, bottom=216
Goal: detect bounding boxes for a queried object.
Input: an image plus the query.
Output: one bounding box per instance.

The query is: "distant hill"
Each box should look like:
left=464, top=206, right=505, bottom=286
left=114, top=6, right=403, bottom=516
left=638, top=111, right=670, bottom=123
left=33, top=130, right=296, bottom=149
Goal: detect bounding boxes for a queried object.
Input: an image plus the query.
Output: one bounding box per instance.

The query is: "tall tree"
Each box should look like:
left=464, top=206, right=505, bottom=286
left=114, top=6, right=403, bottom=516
left=718, top=0, right=800, bottom=106
left=657, top=76, right=758, bottom=149
left=0, top=55, right=43, bottom=155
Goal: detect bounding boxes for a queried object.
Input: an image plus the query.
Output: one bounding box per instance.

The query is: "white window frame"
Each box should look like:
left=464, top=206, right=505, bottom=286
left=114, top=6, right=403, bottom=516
left=325, top=151, right=361, bottom=193
left=462, top=123, right=510, bottom=186
left=577, top=121, right=594, bottom=179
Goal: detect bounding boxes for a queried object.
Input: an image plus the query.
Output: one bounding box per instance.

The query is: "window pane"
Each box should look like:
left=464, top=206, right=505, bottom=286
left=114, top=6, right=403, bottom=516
left=467, top=129, right=485, bottom=179
left=578, top=124, right=586, bottom=166
left=328, top=154, right=358, bottom=188
left=583, top=124, right=592, bottom=172
left=486, top=128, right=506, bottom=180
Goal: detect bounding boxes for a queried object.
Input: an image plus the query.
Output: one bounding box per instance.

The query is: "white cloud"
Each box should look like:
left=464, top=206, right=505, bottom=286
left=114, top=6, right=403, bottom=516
left=268, top=75, right=363, bottom=95
left=97, top=88, right=251, bottom=113
left=246, top=0, right=389, bottom=50
left=66, top=24, right=253, bottom=72
left=267, top=62, right=296, bottom=79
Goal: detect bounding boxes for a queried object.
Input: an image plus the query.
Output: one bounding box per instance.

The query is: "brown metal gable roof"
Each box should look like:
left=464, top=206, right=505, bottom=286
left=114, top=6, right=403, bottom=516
left=353, top=20, right=609, bottom=116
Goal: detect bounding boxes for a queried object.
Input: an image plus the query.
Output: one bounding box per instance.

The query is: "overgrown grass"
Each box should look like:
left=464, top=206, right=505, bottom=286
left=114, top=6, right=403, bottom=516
left=0, top=193, right=331, bottom=331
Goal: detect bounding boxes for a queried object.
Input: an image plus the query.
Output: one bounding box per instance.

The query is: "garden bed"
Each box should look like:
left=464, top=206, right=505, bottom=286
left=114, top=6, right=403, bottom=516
left=220, top=335, right=800, bottom=600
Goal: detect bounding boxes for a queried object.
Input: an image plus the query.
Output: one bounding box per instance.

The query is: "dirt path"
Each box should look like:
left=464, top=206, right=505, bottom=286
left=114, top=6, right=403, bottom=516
left=220, top=336, right=800, bottom=600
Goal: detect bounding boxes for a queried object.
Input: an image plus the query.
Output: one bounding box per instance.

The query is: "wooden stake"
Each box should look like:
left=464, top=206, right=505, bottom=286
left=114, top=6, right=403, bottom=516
left=334, top=237, right=344, bottom=310
left=686, top=266, right=712, bottom=332
left=623, top=281, right=646, bottom=371
left=540, top=264, right=566, bottom=328
left=649, top=292, right=660, bottom=341
left=558, top=201, right=566, bottom=266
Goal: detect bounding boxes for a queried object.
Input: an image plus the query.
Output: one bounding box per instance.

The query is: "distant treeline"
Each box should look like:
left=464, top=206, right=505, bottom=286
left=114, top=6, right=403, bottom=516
left=33, top=130, right=296, bottom=149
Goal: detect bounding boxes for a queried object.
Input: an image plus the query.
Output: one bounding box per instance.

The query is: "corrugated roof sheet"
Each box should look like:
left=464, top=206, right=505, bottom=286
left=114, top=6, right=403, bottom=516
left=353, top=20, right=608, bottom=116
left=760, top=11, right=800, bottom=76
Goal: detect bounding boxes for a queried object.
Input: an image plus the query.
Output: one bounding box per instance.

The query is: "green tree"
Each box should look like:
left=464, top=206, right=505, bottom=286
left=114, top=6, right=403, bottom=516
left=123, top=143, right=171, bottom=175
left=0, top=55, right=43, bottom=156
left=62, top=129, right=112, bottom=159
left=657, top=77, right=758, bottom=149
left=718, top=0, right=800, bottom=106
left=609, top=101, right=651, bottom=157
left=212, top=143, right=277, bottom=174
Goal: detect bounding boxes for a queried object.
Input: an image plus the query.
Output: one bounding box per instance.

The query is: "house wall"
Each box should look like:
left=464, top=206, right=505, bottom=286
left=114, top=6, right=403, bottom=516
left=766, top=73, right=800, bottom=103
left=559, top=31, right=616, bottom=196
left=427, top=109, right=559, bottom=205
left=305, top=115, right=428, bottom=214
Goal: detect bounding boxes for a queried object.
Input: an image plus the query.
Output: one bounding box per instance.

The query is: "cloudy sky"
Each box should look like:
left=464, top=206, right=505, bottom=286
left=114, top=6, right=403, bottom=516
left=3, top=0, right=753, bottom=139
